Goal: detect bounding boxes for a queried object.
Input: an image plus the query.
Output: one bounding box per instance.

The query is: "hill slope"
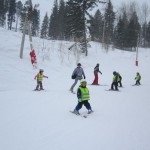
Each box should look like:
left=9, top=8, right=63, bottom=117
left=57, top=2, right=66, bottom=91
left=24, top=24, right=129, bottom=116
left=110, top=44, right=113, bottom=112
left=0, top=28, right=150, bottom=150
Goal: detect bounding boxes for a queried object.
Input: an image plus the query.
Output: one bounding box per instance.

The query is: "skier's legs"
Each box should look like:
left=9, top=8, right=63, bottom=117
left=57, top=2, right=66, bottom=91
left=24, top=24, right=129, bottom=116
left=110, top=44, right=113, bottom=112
left=39, top=81, right=43, bottom=90
left=75, top=102, right=83, bottom=111
left=114, top=82, right=118, bottom=90
left=70, top=77, right=81, bottom=91
left=83, top=101, right=92, bottom=110
left=36, top=81, right=40, bottom=90
left=92, top=72, right=98, bottom=84
left=111, top=82, right=114, bottom=90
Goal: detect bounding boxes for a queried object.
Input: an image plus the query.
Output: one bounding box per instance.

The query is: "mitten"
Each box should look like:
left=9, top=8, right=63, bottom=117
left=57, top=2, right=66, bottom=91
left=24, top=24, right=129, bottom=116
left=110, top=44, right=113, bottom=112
left=78, top=98, right=82, bottom=102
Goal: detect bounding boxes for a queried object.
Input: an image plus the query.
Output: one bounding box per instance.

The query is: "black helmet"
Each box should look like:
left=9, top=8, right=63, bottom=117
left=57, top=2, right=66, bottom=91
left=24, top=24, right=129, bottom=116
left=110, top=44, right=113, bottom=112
left=39, top=69, right=44, bottom=72
left=113, top=71, right=116, bottom=75
left=77, top=63, right=81, bottom=66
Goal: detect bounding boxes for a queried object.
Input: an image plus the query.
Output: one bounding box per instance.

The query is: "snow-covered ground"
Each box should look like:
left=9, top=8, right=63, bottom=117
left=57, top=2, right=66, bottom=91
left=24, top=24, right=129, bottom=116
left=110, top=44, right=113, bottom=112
left=0, top=27, right=150, bottom=150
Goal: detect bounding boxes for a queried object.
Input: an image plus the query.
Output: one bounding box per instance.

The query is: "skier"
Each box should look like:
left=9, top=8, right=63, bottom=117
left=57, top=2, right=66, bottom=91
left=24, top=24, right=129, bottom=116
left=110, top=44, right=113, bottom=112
left=72, top=79, right=93, bottom=115
left=117, top=72, right=122, bottom=87
left=70, top=63, right=86, bottom=93
left=134, top=72, right=141, bottom=85
left=92, top=63, right=102, bottom=85
left=34, top=69, right=48, bottom=91
left=110, top=71, right=119, bottom=91
left=30, top=49, right=37, bottom=68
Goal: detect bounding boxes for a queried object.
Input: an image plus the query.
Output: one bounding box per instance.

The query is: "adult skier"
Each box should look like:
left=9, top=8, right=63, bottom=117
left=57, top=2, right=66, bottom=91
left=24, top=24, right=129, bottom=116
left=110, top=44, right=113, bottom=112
left=70, top=63, right=86, bottom=93
left=34, top=69, right=48, bottom=91
left=92, top=63, right=102, bottom=85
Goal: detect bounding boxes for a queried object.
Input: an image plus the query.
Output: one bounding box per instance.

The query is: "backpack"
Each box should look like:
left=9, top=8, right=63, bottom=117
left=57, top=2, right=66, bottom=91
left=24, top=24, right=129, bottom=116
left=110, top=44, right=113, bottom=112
left=71, top=74, right=77, bottom=79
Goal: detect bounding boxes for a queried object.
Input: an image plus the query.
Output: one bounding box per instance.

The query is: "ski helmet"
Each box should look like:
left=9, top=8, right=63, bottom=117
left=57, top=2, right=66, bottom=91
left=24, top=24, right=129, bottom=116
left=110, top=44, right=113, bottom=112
left=39, top=69, right=44, bottom=72
left=80, top=79, right=87, bottom=84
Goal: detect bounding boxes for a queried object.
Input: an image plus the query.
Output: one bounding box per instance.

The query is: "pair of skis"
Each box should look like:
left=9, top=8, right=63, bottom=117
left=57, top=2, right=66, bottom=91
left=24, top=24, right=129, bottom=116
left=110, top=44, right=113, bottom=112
left=70, top=110, right=93, bottom=118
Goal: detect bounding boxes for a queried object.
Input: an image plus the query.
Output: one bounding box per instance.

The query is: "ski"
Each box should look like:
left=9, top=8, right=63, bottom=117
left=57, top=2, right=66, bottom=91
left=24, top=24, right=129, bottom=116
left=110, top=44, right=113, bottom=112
left=131, top=84, right=141, bottom=86
left=33, top=89, right=46, bottom=91
left=69, top=90, right=76, bottom=94
left=70, top=111, right=92, bottom=118
left=105, top=89, right=120, bottom=92
left=88, top=84, right=108, bottom=86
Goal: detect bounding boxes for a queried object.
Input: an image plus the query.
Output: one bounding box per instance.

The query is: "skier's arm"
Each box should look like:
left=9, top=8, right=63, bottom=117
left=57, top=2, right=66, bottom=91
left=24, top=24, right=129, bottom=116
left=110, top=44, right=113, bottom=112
left=34, top=74, right=38, bottom=79
left=43, top=75, right=48, bottom=78
left=77, top=88, right=82, bottom=102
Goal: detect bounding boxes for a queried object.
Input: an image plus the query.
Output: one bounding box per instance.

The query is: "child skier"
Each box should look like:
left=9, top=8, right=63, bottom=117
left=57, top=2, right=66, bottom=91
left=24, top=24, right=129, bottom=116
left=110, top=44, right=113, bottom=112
left=72, top=80, right=93, bottom=115
left=110, top=71, right=119, bottom=91
left=117, top=72, right=122, bottom=87
left=34, top=69, right=48, bottom=91
left=134, top=72, right=141, bottom=85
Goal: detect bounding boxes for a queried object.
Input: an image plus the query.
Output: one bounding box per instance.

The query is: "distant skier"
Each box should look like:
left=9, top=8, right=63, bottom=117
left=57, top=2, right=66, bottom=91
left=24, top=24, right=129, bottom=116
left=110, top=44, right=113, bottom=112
left=110, top=71, right=119, bottom=91
left=134, top=72, right=141, bottom=85
left=30, top=49, right=37, bottom=68
left=70, top=63, right=86, bottom=93
left=72, top=80, right=93, bottom=115
left=117, top=72, right=122, bottom=87
left=92, top=63, right=102, bottom=85
left=34, top=69, right=48, bottom=91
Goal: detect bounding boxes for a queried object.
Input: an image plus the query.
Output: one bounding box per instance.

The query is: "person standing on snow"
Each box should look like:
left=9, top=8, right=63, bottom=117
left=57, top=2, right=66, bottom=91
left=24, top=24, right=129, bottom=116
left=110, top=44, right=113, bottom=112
left=117, top=72, right=122, bottom=87
left=30, top=49, right=37, bottom=68
left=92, top=63, right=102, bottom=85
left=72, top=80, right=93, bottom=115
left=134, top=72, right=141, bottom=85
left=34, top=69, right=48, bottom=91
left=111, top=71, right=119, bottom=91
left=70, top=63, right=86, bottom=93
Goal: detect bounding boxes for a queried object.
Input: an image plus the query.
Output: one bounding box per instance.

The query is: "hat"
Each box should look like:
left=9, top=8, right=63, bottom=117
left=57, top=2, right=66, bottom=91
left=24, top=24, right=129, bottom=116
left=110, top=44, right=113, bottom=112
left=39, top=69, right=44, bottom=72
left=80, top=79, right=87, bottom=84
left=113, top=71, right=116, bottom=75
left=77, top=63, right=81, bottom=66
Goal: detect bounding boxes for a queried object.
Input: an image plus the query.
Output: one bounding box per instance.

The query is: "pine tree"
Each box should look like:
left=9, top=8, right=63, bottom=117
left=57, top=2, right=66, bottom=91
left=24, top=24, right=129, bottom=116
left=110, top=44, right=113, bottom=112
left=114, top=11, right=128, bottom=49
left=57, top=0, right=66, bottom=40
left=145, top=21, right=150, bottom=47
left=103, top=0, right=115, bottom=45
left=89, top=9, right=103, bottom=42
left=66, top=0, right=103, bottom=56
left=31, top=8, right=40, bottom=36
left=40, top=13, right=49, bottom=39
left=0, top=0, right=8, bottom=27
left=126, top=11, right=141, bottom=50
left=48, top=0, right=59, bottom=39
left=7, top=0, right=16, bottom=30
left=15, top=1, right=23, bottom=31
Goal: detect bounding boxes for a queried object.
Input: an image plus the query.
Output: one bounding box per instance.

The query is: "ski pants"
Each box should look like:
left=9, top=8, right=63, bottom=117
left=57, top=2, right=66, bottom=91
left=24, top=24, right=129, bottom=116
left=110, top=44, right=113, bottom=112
left=135, top=80, right=141, bottom=85
left=36, top=81, right=43, bottom=90
left=75, top=101, right=92, bottom=111
left=92, top=72, right=99, bottom=85
left=118, top=81, right=122, bottom=87
left=70, top=76, right=82, bottom=91
left=111, top=82, right=118, bottom=90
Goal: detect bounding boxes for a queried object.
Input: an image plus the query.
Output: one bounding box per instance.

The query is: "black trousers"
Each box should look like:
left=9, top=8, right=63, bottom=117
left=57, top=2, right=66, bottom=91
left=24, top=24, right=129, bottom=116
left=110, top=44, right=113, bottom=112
left=36, top=81, right=43, bottom=90
left=111, top=82, right=118, bottom=90
left=118, top=81, right=122, bottom=87
left=135, top=80, right=141, bottom=85
left=75, top=101, right=91, bottom=111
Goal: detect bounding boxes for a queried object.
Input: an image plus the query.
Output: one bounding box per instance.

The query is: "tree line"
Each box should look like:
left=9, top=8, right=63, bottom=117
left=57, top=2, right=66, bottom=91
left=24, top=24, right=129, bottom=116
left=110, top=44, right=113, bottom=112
left=0, top=0, right=150, bottom=54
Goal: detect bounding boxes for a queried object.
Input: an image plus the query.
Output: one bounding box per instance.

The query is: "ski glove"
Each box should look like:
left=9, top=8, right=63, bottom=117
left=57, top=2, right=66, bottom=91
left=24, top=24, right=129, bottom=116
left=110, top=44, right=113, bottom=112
left=84, top=76, right=86, bottom=79
left=78, top=98, right=82, bottom=102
